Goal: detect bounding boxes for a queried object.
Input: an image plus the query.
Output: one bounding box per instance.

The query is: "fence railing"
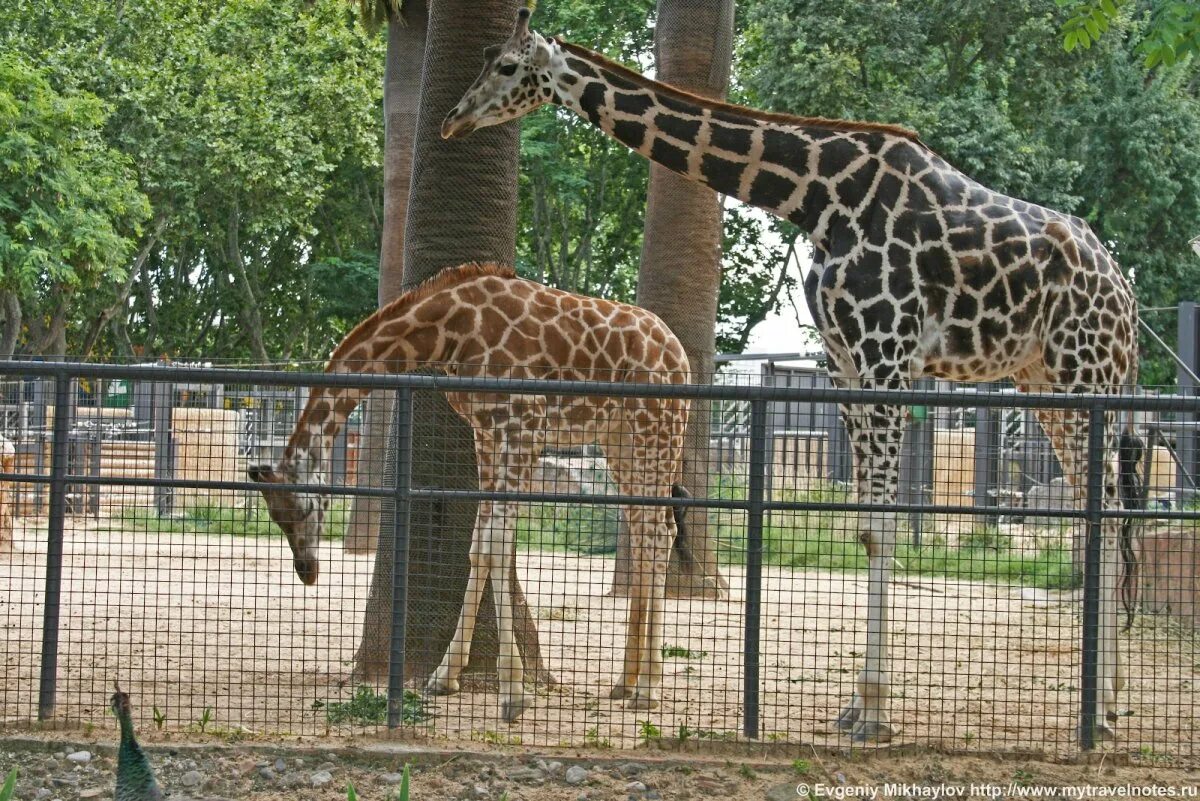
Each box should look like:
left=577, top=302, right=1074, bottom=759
left=1, top=360, right=1197, bottom=757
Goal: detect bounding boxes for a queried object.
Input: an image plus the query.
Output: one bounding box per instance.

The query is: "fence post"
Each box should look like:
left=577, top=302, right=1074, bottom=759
left=743, top=397, right=767, bottom=739
left=37, top=370, right=72, bottom=721
left=1079, top=404, right=1106, bottom=750
left=386, top=387, right=414, bottom=728
left=152, top=378, right=173, bottom=517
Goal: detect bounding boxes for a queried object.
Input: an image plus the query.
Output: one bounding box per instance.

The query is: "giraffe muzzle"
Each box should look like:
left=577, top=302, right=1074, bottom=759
left=441, top=108, right=476, bottom=140
left=294, top=556, right=319, bottom=585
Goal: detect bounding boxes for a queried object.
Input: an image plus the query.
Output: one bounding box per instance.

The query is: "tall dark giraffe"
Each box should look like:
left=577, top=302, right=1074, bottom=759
left=443, top=9, right=1143, bottom=744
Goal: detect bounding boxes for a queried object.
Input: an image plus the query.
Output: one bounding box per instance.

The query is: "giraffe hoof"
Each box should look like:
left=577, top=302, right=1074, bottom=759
left=625, top=693, right=659, bottom=711
left=848, top=720, right=895, bottom=744
left=500, top=695, right=534, bottom=724
left=425, top=673, right=459, bottom=696
left=608, top=684, right=634, bottom=700
left=834, top=704, right=861, bottom=732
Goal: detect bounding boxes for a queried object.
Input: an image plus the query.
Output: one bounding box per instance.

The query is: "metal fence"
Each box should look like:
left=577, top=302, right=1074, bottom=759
left=0, top=361, right=1197, bottom=759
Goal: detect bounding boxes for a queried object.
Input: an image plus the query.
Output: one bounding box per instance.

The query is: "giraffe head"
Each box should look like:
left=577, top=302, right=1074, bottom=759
left=248, top=460, right=325, bottom=585
left=441, top=8, right=555, bottom=139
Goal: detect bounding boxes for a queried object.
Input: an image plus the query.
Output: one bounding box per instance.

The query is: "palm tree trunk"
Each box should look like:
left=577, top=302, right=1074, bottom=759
left=353, top=0, right=549, bottom=688
left=344, top=0, right=428, bottom=555
left=618, top=0, right=736, bottom=600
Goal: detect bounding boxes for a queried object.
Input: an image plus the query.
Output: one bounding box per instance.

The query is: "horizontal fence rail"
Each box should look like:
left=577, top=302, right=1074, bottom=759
left=0, top=361, right=1196, bottom=761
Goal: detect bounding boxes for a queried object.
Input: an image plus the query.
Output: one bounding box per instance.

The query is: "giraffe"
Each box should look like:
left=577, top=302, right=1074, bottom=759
left=247, top=263, right=691, bottom=722
left=442, top=8, right=1143, bottom=743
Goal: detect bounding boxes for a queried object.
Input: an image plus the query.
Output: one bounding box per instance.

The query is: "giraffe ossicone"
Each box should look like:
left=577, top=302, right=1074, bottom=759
left=447, top=10, right=1144, bottom=744
left=249, top=263, right=691, bottom=722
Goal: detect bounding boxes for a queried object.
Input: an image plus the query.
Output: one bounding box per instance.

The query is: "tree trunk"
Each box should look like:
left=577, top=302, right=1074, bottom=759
left=344, top=0, right=428, bottom=555
left=619, top=0, right=736, bottom=600
left=353, top=0, right=549, bottom=688
left=0, top=291, right=20, bottom=359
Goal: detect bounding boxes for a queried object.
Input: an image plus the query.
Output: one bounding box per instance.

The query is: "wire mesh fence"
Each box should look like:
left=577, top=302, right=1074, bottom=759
left=0, top=361, right=1197, bottom=759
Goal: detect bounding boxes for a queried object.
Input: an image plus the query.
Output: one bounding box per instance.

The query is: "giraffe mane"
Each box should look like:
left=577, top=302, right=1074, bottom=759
left=555, top=40, right=926, bottom=147
left=327, top=262, right=517, bottom=368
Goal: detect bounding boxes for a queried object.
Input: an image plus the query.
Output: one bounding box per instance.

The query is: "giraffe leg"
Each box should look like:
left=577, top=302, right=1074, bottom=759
left=834, top=397, right=903, bottom=743
left=628, top=511, right=672, bottom=710
left=427, top=436, right=498, bottom=695
left=489, top=495, right=533, bottom=723
left=605, top=418, right=683, bottom=710
left=1024, top=394, right=1123, bottom=742
left=609, top=551, right=645, bottom=701
left=425, top=502, right=493, bottom=695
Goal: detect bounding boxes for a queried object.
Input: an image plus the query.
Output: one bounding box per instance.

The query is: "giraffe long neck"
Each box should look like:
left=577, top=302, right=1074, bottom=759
left=279, top=294, right=459, bottom=477
left=549, top=41, right=910, bottom=247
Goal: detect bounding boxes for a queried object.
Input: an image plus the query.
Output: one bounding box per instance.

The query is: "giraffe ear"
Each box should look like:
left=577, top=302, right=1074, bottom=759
left=248, top=464, right=279, bottom=484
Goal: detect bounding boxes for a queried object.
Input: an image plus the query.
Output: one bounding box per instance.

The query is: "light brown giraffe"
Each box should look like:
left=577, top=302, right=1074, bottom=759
left=248, top=263, right=690, bottom=722
left=442, top=9, right=1144, bottom=743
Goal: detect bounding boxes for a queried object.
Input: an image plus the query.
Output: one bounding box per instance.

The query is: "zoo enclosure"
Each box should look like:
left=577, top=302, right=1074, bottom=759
left=0, top=361, right=1197, bottom=758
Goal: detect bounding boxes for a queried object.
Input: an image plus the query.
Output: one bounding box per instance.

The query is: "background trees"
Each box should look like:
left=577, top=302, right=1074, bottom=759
left=0, top=0, right=1197, bottom=371
left=739, top=0, right=1200, bottom=383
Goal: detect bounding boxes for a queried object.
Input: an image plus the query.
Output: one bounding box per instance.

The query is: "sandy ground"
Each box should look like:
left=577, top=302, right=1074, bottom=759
left=0, top=516, right=1196, bottom=761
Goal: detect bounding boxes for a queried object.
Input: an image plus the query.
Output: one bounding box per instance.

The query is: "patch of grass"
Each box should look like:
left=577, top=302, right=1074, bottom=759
left=716, top=480, right=1078, bottom=590
left=471, top=729, right=522, bottom=745
left=539, top=605, right=580, bottom=622
left=113, top=499, right=349, bottom=540
left=516, top=503, right=620, bottom=554
left=321, top=685, right=427, bottom=726
left=661, top=645, right=707, bottom=659
left=792, top=759, right=811, bottom=776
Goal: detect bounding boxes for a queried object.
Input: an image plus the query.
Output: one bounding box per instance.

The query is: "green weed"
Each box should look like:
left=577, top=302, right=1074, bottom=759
left=638, top=719, right=661, bottom=744
left=323, top=685, right=427, bottom=726
left=661, top=645, right=707, bottom=659
left=0, top=768, right=17, bottom=801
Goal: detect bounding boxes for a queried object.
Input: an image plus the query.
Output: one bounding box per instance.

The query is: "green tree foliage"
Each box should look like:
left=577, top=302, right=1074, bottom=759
left=0, top=0, right=384, bottom=361
left=1058, top=0, right=1200, bottom=67
left=740, top=0, right=1200, bottom=384
left=0, top=55, right=149, bottom=357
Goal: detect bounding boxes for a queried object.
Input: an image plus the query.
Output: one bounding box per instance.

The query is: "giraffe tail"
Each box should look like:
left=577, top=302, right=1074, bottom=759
left=670, top=483, right=694, bottom=563
left=1117, top=432, right=1144, bottom=631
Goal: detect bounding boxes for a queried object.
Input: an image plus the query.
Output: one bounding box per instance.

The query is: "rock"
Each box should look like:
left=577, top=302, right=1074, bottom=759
left=274, top=758, right=287, bottom=773
left=767, top=782, right=800, bottom=801
left=34, top=790, right=52, bottom=801
left=257, top=768, right=276, bottom=781
left=51, top=775, right=78, bottom=787
left=627, top=780, right=648, bottom=792
left=618, top=763, right=646, bottom=777
left=835, top=772, right=847, bottom=785
left=310, top=770, right=334, bottom=788
left=565, top=766, right=589, bottom=786
left=507, top=766, right=546, bottom=784
left=537, top=759, right=563, bottom=777
left=78, top=790, right=104, bottom=800
left=180, top=770, right=205, bottom=788
left=65, top=752, right=91, bottom=765
left=280, top=773, right=308, bottom=789
left=381, top=772, right=407, bottom=785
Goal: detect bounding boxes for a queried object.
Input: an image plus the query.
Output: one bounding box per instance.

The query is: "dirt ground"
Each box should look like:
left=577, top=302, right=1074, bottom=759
left=1, top=735, right=1198, bottom=801
left=0, top=516, right=1196, bottom=762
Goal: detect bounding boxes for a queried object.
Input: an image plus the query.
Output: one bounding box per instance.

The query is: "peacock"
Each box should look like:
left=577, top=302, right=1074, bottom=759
left=111, top=684, right=163, bottom=801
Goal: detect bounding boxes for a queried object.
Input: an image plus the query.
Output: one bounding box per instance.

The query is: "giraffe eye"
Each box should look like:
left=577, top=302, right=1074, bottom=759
left=498, top=63, right=518, bottom=76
